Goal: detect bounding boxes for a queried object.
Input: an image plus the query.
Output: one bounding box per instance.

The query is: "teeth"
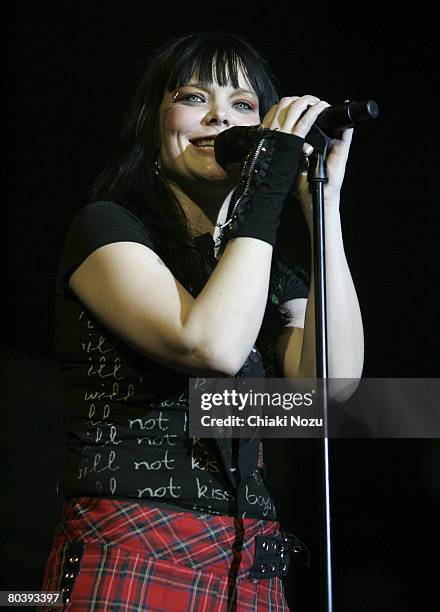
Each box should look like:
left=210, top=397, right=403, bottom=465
left=193, top=139, right=215, bottom=147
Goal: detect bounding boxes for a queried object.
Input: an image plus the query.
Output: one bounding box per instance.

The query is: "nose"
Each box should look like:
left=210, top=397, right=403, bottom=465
left=203, top=103, right=231, bottom=127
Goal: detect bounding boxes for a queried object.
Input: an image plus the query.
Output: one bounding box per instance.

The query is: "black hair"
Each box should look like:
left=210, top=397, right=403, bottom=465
left=88, top=31, right=290, bottom=340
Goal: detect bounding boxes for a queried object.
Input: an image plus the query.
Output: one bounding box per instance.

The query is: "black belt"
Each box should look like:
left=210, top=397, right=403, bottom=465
left=60, top=531, right=310, bottom=598
left=59, top=541, right=84, bottom=606
left=249, top=532, right=310, bottom=580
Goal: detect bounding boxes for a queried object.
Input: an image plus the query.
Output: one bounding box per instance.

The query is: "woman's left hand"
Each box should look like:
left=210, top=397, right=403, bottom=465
left=294, top=126, right=354, bottom=220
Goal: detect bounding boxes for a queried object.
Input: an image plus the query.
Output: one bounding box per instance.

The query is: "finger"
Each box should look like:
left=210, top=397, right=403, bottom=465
left=298, top=156, right=309, bottom=176
left=261, top=97, right=299, bottom=128
left=328, top=127, right=354, bottom=158
left=341, top=127, right=354, bottom=145
left=276, top=95, right=321, bottom=132
left=262, top=96, right=300, bottom=130
left=287, top=100, right=330, bottom=138
left=261, top=104, right=278, bottom=128
left=302, top=143, right=314, bottom=156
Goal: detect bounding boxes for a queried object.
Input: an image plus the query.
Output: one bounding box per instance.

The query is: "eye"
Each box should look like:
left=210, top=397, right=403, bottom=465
left=233, top=100, right=256, bottom=112
left=180, top=93, right=206, bottom=103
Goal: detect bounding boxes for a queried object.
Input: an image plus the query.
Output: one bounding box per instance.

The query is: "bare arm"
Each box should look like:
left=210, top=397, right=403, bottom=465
left=277, top=209, right=364, bottom=381
left=275, top=128, right=364, bottom=385
left=69, top=236, right=272, bottom=377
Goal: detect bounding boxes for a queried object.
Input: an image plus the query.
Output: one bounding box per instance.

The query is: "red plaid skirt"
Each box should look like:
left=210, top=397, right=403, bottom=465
left=39, top=497, right=291, bottom=611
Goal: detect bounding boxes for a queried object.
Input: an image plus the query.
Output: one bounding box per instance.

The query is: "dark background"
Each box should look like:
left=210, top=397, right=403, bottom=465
left=2, top=3, right=439, bottom=611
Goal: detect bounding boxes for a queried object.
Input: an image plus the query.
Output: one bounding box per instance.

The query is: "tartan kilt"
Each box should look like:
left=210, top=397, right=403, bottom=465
left=39, top=497, right=291, bottom=611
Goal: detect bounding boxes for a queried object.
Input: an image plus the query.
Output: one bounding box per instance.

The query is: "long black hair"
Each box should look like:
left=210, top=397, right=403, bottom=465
left=88, top=31, right=294, bottom=338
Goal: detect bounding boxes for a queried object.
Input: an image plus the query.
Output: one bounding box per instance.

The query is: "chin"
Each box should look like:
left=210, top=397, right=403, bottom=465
left=199, top=161, right=241, bottom=185
left=188, top=163, right=226, bottom=182
left=203, top=169, right=228, bottom=182
left=197, top=161, right=227, bottom=180
left=198, top=171, right=235, bottom=190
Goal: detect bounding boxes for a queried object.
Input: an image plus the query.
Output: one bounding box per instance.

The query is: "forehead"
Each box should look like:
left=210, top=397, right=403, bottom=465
left=187, top=63, right=255, bottom=91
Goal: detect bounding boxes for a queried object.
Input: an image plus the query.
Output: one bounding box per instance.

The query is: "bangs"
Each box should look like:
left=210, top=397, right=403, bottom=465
left=167, top=46, right=253, bottom=91
left=162, top=32, right=279, bottom=118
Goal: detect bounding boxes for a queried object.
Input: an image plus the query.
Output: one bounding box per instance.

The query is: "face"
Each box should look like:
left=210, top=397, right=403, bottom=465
left=158, top=67, right=260, bottom=189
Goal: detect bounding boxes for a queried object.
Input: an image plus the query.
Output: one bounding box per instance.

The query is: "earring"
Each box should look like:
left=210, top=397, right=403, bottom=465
left=154, top=159, right=160, bottom=176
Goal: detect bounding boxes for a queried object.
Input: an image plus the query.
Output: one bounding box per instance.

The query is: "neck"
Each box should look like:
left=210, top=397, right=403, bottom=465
left=164, top=177, right=234, bottom=237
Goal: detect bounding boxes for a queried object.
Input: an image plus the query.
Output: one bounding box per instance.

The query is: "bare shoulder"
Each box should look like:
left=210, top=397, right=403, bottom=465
left=68, top=241, right=210, bottom=375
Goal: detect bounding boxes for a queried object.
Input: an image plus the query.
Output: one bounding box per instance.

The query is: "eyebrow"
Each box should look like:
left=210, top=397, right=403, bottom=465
left=184, top=81, right=257, bottom=97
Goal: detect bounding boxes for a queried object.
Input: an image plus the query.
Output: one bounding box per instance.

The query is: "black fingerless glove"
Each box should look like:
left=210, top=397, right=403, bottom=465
left=218, top=129, right=304, bottom=250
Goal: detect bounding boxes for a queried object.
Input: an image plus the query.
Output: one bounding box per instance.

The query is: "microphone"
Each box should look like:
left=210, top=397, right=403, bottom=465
left=214, top=100, right=379, bottom=167
left=316, top=100, right=379, bottom=135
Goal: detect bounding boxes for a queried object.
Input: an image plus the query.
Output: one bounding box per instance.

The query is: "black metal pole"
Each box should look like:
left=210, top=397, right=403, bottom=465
left=305, top=104, right=378, bottom=610
left=307, top=130, right=332, bottom=612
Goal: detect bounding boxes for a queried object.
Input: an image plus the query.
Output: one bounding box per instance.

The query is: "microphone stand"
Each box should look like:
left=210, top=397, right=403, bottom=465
left=307, top=124, right=333, bottom=612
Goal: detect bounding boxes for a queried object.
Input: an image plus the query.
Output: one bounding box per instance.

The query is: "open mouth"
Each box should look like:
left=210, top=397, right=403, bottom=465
left=189, top=137, right=216, bottom=149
